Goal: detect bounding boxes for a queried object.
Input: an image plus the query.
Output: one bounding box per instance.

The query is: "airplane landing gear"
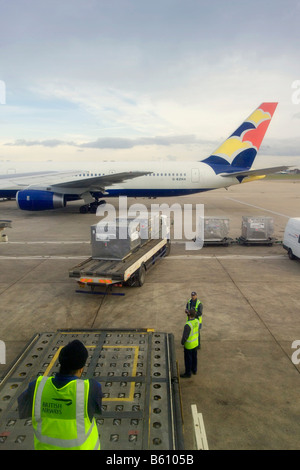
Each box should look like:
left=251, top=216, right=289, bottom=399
left=79, top=200, right=107, bottom=214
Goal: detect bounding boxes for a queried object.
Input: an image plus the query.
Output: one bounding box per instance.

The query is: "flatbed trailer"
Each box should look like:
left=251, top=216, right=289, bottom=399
left=0, top=329, right=184, bottom=450
left=203, top=237, right=233, bottom=246
left=69, top=238, right=170, bottom=288
left=236, top=236, right=276, bottom=246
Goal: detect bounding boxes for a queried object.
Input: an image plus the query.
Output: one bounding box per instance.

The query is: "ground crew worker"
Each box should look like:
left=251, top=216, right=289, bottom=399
left=186, top=291, right=203, bottom=317
left=18, top=339, right=103, bottom=450
left=186, top=291, right=203, bottom=347
left=180, top=309, right=200, bottom=378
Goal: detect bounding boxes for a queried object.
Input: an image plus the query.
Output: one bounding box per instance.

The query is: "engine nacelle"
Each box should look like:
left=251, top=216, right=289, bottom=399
left=16, top=190, right=65, bottom=211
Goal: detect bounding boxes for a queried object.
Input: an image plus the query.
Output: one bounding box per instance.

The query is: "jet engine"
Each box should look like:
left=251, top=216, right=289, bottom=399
left=16, top=190, right=65, bottom=211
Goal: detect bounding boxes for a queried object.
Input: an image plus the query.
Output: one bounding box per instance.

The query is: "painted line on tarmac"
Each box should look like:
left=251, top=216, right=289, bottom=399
left=0, top=256, right=88, bottom=259
left=0, top=254, right=287, bottom=260
left=5, top=241, right=90, bottom=244
left=168, top=254, right=287, bottom=259
left=224, top=197, right=291, bottom=218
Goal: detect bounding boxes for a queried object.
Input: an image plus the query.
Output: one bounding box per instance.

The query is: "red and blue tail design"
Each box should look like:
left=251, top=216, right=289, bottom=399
left=202, top=103, right=278, bottom=175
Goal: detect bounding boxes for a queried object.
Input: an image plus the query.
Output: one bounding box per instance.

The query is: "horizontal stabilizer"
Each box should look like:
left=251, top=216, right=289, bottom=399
left=220, top=166, right=291, bottom=178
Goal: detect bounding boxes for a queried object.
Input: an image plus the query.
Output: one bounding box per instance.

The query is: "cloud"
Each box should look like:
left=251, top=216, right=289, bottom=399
left=6, top=133, right=300, bottom=161
left=5, top=138, right=75, bottom=147
left=1, top=0, right=300, bottom=162
left=4, top=134, right=216, bottom=150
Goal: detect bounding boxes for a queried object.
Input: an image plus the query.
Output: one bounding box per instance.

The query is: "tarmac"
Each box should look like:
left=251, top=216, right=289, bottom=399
left=0, top=178, right=300, bottom=450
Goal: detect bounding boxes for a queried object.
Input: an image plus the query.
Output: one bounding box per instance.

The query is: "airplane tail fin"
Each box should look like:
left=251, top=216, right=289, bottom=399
left=202, top=103, right=278, bottom=175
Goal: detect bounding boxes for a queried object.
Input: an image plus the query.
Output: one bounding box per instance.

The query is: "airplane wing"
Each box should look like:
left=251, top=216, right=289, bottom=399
left=50, top=171, right=151, bottom=190
left=5, top=170, right=151, bottom=191
left=5, top=171, right=81, bottom=187
left=9, top=169, right=153, bottom=211
left=220, top=165, right=291, bottom=178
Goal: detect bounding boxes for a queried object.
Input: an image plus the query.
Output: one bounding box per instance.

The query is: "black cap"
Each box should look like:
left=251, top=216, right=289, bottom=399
left=191, top=291, right=197, bottom=296
left=59, top=340, right=88, bottom=371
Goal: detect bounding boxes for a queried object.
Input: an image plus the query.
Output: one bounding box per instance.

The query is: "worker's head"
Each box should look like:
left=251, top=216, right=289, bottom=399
left=191, top=291, right=197, bottom=298
left=188, top=308, right=197, bottom=319
left=58, top=340, right=88, bottom=376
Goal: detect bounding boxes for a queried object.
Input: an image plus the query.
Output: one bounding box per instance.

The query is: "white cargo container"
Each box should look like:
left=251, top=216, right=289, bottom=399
left=283, top=217, right=300, bottom=260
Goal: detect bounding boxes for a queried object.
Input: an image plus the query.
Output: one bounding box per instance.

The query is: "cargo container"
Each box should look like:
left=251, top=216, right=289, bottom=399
left=238, top=216, right=275, bottom=245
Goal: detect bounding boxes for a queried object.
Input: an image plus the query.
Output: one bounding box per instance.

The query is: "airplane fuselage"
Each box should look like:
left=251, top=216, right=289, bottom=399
left=0, top=161, right=237, bottom=201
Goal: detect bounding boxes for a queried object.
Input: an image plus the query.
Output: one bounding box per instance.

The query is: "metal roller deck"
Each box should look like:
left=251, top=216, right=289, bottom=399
left=0, top=329, right=184, bottom=450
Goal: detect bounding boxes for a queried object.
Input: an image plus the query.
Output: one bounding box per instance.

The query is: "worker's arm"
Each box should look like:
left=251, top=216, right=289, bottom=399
left=17, top=381, right=36, bottom=419
left=181, top=324, right=191, bottom=346
left=88, top=379, right=103, bottom=417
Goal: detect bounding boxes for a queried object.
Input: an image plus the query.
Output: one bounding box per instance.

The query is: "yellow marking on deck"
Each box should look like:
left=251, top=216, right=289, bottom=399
left=43, top=344, right=140, bottom=402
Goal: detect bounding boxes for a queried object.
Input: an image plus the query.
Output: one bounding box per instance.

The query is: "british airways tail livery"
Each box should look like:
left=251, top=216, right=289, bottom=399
left=0, top=103, right=289, bottom=213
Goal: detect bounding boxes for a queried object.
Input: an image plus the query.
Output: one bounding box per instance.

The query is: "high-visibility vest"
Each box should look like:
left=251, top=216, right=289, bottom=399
left=187, top=299, right=202, bottom=325
left=184, top=318, right=200, bottom=350
left=32, top=376, right=100, bottom=450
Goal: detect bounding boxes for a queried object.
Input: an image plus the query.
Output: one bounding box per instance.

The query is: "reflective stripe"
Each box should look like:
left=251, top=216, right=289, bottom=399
left=184, top=319, right=199, bottom=349
left=33, top=377, right=97, bottom=448
left=93, top=437, right=101, bottom=450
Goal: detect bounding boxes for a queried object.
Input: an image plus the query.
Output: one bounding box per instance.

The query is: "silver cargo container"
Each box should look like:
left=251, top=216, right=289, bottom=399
left=138, top=213, right=161, bottom=245
left=203, top=216, right=230, bottom=241
left=241, top=216, right=274, bottom=241
left=91, top=218, right=141, bottom=260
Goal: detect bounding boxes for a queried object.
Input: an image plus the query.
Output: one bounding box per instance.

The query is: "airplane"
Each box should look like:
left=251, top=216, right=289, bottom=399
left=0, top=102, right=289, bottom=213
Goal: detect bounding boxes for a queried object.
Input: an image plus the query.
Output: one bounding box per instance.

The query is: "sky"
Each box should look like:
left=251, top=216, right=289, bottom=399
left=1, top=0, right=300, bottom=170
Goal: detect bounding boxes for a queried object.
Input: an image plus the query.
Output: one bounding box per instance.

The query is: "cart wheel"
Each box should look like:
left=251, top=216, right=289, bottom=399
left=137, top=264, right=146, bottom=287
left=165, top=241, right=171, bottom=257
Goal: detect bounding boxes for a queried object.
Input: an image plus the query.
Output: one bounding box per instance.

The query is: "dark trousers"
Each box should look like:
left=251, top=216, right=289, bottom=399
left=184, top=347, right=198, bottom=376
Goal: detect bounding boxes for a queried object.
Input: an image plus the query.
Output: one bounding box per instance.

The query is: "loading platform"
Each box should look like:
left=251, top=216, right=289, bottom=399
left=0, top=329, right=184, bottom=450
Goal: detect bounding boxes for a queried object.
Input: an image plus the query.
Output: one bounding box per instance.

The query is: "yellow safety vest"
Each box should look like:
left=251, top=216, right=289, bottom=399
left=32, top=376, right=100, bottom=450
left=187, top=299, right=202, bottom=324
left=184, top=318, right=200, bottom=350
